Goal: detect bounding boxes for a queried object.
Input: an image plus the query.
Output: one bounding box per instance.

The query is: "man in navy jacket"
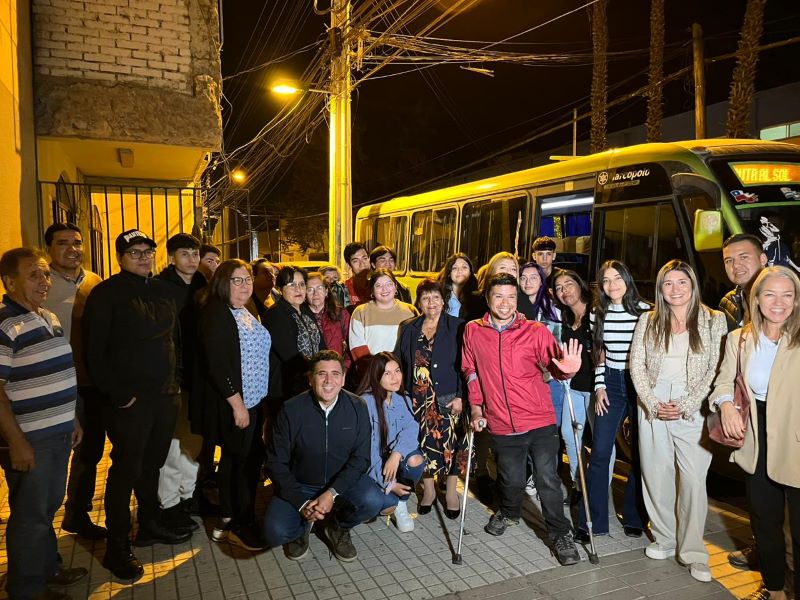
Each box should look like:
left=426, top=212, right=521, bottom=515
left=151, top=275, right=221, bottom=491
left=264, top=350, right=384, bottom=562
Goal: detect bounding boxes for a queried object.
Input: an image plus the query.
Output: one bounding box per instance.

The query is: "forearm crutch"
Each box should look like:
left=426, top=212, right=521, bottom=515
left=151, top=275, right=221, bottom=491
left=453, top=420, right=481, bottom=565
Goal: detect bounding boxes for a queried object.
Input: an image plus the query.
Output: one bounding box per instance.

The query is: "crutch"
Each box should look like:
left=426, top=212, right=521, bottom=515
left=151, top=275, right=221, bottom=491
left=562, top=380, right=599, bottom=564
left=452, top=419, right=482, bottom=565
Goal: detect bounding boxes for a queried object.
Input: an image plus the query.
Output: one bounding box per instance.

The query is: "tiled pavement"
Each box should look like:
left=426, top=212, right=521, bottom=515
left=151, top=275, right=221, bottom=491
left=0, top=445, right=760, bottom=600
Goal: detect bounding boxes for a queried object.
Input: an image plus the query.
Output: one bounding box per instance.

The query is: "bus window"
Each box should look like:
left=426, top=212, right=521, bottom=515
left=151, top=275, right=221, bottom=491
left=538, top=192, right=593, bottom=279
left=374, top=216, right=391, bottom=251
left=359, top=217, right=374, bottom=247
left=681, top=193, right=730, bottom=305
left=410, top=207, right=456, bottom=272
left=392, top=216, right=408, bottom=271
left=460, top=196, right=527, bottom=267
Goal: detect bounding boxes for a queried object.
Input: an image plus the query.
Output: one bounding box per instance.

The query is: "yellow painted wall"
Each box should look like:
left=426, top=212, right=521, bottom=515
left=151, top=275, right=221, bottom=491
left=0, top=1, right=37, bottom=254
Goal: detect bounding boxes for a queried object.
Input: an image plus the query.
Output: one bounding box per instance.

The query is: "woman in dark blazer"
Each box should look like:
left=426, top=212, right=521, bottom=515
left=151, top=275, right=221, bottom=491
left=263, top=266, right=324, bottom=420
left=394, top=278, right=466, bottom=518
left=196, top=259, right=271, bottom=552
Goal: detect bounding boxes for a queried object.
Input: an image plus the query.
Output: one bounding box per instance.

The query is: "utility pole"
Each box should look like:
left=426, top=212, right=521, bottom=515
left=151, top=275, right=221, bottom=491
left=328, top=0, right=353, bottom=270
left=692, top=23, right=706, bottom=139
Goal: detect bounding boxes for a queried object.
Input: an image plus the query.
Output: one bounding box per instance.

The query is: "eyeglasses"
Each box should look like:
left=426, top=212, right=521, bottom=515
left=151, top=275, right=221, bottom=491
left=125, top=249, right=155, bottom=259
left=285, top=281, right=306, bottom=289
left=374, top=282, right=396, bottom=291
left=307, top=285, right=326, bottom=294
left=230, top=276, right=254, bottom=286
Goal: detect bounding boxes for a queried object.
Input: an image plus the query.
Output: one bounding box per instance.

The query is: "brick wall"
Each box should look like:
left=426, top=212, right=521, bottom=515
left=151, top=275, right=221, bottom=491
left=33, top=0, right=193, bottom=92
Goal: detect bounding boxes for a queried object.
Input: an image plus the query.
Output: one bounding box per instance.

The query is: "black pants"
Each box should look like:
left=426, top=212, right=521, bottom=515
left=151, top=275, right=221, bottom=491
left=104, top=393, right=178, bottom=540
left=747, top=401, right=800, bottom=597
left=218, top=405, right=264, bottom=526
left=64, top=386, right=107, bottom=517
left=491, top=425, right=571, bottom=538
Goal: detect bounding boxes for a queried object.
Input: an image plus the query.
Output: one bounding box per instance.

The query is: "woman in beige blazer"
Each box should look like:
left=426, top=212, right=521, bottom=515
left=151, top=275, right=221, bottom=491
left=630, top=260, right=726, bottom=583
left=710, top=265, right=800, bottom=600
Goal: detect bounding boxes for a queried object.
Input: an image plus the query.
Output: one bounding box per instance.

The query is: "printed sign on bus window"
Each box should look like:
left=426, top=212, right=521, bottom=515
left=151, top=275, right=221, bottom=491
left=780, top=187, right=800, bottom=201
left=759, top=215, right=800, bottom=273
left=730, top=189, right=759, bottom=204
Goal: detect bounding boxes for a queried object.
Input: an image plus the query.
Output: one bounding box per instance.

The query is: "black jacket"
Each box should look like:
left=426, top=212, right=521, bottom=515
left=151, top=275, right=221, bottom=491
left=84, top=269, right=180, bottom=406
left=266, top=389, right=371, bottom=509
left=719, top=286, right=745, bottom=332
left=156, top=265, right=206, bottom=389
left=263, top=297, right=324, bottom=414
left=394, top=312, right=464, bottom=400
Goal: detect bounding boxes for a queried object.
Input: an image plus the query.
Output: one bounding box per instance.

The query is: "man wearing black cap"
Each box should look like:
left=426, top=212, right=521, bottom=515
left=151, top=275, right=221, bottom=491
left=83, top=230, right=189, bottom=582
left=155, top=233, right=206, bottom=534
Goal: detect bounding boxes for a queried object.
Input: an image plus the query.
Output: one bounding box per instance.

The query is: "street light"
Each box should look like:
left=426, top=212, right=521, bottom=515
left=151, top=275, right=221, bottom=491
left=231, top=168, right=247, bottom=184
left=270, top=80, right=328, bottom=96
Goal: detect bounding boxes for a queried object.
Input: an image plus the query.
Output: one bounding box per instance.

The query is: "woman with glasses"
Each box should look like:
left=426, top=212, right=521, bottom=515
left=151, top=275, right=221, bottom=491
left=395, top=279, right=466, bottom=518
left=630, top=260, right=726, bottom=583
left=264, top=266, right=324, bottom=419
left=349, top=269, right=417, bottom=374
left=306, top=271, right=352, bottom=373
left=197, top=259, right=271, bottom=551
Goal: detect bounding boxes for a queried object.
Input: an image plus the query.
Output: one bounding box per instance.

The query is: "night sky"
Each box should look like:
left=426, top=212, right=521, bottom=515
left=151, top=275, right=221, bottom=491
left=218, top=0, right=800, bottom=224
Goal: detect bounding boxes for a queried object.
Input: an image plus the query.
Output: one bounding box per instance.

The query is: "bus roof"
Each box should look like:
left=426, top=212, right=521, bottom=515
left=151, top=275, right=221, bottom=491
left=356, top=139, right=800, bottom=218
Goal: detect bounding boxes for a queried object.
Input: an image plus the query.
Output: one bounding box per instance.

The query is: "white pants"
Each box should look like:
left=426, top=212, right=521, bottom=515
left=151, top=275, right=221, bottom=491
left=638, top=408, right=712, bottom=566
left=158, top=392, right=203, bottom=509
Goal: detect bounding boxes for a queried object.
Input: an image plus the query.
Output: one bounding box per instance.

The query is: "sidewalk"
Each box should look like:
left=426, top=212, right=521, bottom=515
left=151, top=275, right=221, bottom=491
left=0, top=445, right=759, bottom=599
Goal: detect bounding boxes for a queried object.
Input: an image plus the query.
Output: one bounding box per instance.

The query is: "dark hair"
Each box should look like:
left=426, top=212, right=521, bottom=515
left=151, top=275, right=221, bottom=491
left=309, top=349, right=346, bottom=371
left=593, top=260, right=648, bottom=363
left=369, top=245, right=396, bottom=267
left=414, top=278, right=444, bottom=312
left=344, top=241, right=367, bottom=265
left=485, top=272, right=518, bottom=297
left=307, top=271, right=343, bottom=321
left=552, top=269, right=591, bottom=328
left=0, top=247, right=44, bottom=285
left=166, top=233, right=200, bottom=254
left=368, top=268, right=399, bottom=299
left=519, top=261, right=559, bottom=322
left=532, top=236, right=556, bottom=252
left=356, top=351, right=404, bottom=456
left=206, top=258, right=250, bottom=305
left=723, top=233, right=765, bottom=255
left=200, top=243, right=221, bottom=258
left=275, top=265, right=308, bottom=289
left=438, top=252, right=478, bottom=308
left=44, top=222, right=81, bottom=246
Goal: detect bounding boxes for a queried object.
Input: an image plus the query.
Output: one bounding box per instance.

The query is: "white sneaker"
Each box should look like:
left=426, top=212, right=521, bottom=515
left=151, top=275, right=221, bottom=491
left=645, top=542, right=676, bottom=560
left=689, top=563, right=712, bottom=582
left=524, top=476, right=537, bottom=497
left=392, top=501, right=414, bottom=533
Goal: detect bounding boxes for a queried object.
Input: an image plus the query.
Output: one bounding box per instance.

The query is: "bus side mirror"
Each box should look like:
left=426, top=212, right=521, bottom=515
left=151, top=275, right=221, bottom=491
left=671, top=173, right=724, bottom=252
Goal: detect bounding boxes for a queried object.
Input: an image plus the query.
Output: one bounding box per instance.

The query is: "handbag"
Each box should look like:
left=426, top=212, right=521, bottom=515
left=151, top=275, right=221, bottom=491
left=707, top=332, right=750, bottom=448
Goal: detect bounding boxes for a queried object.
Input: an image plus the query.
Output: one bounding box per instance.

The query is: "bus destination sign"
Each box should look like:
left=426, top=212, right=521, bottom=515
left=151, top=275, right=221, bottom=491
left=731, top=162, right=800, bottom=186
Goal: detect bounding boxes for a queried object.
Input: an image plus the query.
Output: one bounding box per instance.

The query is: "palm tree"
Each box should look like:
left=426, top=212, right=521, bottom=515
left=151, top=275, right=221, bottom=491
left=726, top=0, right=767, bottom=138
left=646, top=0, right=665, bottom=142
left=590, top=0, right=608, bottom=153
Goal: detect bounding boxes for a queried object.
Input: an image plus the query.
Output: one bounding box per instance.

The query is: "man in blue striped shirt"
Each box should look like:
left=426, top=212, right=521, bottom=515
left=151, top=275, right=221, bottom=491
left=0, top=248, right=85, bottom=600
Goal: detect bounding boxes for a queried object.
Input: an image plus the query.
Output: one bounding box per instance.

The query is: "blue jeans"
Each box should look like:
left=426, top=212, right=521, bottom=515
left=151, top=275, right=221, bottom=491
left=377, top=450, right=426, bottom=512
left=561, top=386, right=591, bottom=484
left=263, top=474, right=386, bottom=547
left=0, top=433, right=71, bottom=600
left=578, top=367, right=647, bottom=534
left=548, top=379, right=564, bottom=428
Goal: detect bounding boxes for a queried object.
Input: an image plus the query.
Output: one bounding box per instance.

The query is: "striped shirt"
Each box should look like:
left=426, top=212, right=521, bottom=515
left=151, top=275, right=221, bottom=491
left=590, top=301, right=649, bottom=390
left=0, top=296, right=77, bottom=442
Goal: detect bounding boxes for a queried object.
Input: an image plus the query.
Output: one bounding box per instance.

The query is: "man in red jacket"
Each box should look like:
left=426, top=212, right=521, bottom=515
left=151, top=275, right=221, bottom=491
left=462, top=272, right=582, bottom=566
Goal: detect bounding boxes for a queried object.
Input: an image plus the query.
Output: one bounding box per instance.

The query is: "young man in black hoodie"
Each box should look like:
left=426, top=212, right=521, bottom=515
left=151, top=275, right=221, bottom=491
left=155, top=233, right=207, bottom=535
left=84, top=230, right=190, bottom=582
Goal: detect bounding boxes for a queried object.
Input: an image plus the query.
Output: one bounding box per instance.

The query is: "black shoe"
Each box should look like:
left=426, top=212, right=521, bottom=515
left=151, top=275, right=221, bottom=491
left=741, top=585, right=771, bottom=600
left=729, top=542, right=759, bottom=571
left=574, top=529, right=591, bottom=544
left=623, top=526, right=643, bottom=538
left=283, top=531, right=310, bottom=561
left=444, top=507, right=461, bottom=520
left=553, top=533, right=581, bottom=566
left=133, top=520, right=192, bottom=547
left=179, top=496, right=200, bottom=517
left=228, top=524, right=267, bottom=552
left=323, top=523, right=357, bottom=562
left=47, top=567, right=88, bottom=587
left=417, top=503, right=433, bottom=515
left=61, top=513, right=107, bottom=540
left=162, top=505, right=200, bottom=533
left=102, top=539, right=145, bottom=582
left=484, top=511, right=519, bottom=536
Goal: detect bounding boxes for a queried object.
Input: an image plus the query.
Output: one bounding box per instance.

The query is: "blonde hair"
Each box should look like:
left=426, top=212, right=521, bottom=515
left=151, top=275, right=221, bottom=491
left=746, top=265, right=800, bottom=349
left=478, top=252, right=519, bottom=293
left=648, top=259, right=705, bottom=353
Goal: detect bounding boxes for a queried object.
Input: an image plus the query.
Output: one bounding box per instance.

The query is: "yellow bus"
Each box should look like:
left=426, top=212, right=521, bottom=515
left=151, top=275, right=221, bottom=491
left=355, top=139, right=800, bottom=304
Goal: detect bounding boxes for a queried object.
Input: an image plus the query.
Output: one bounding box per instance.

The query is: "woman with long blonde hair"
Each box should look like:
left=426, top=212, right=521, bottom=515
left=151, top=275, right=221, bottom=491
left=630, top=260, right=726, bottom=583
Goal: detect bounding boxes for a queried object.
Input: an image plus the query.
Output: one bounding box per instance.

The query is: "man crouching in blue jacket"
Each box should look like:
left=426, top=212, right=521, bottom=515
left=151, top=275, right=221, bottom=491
left=264, top=349, right=385, bottom=562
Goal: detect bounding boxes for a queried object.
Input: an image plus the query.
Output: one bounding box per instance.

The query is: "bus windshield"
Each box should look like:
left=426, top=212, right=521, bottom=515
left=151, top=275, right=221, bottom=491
left=711, top=158, right=800, bottom=274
